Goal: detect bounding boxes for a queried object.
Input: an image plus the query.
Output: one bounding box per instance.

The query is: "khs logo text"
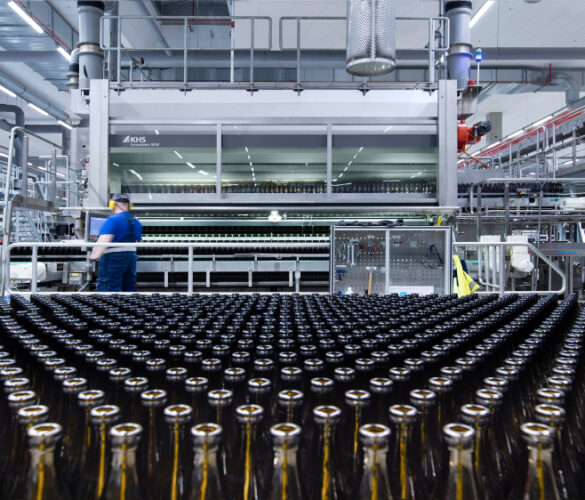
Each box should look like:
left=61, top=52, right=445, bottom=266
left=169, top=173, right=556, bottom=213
left=122, top=136, right=147, bottom=144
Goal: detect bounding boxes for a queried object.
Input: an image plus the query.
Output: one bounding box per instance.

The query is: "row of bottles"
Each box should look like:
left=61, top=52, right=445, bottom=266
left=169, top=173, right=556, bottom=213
left=121, top=181, right=436, bottom=195
left=0, top=291, right=583, bottom=498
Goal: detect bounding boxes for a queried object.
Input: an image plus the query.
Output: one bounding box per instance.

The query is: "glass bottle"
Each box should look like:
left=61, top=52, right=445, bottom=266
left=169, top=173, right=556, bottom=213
left=268, top=423, right=304, bottom=500
left=3, top=404, right=49, bottom=500
left=276, top=389, right=303, bottom=424
left=389, top=404, right=429, bottom=500
left=185, top=377, right=209, bottom=424
left=534, top=404, right=579, bottom=500
left=436, top=423, right=480, bottom=500
left=66, top=389, right=106, bottom=487
left=101, top=423, right=145, bottom=500
left=520, top=422, right=561, bottom=500
left=123, top=377, right=149, bottom=422
left=460, top=403, right=502, bottom=500
left=75, top=405, right=121, bottom=500
left=157, top=404, right=193, bottom=500
left=231, top=404, right=265, bottom=500
left=356, top=423, right=393, bottom=500
left=343, top=389, right=371, bottom=490
left=139, top=389, right=167, bottom=491
left=368, top=377, right=393, bottom=423
left=311, top=405, right=347, bottom=500
left=166, top=367, right=188, bottom=405
left=24, top=422, right=72, bottom=500
left=409, top=389, right=442, bottom=492
left=187, top=423, right=227, bottom=500
left=208, top=389, right=235, bottom=478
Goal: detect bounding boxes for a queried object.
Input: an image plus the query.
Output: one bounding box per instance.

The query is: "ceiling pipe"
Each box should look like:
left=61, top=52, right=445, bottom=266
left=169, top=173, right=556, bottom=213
left=77, top=0, right=105, bottom=88
left=0, top=105, right=24, bottom=169
left=444, top=0, right=472, bottom=91
left=551, top=73, right=585, bottom=110
left=67, top=48, right=80, bottom=89
left=0, top=72, right=67, bottom=122
left=129, top=0, right=173, bottom=57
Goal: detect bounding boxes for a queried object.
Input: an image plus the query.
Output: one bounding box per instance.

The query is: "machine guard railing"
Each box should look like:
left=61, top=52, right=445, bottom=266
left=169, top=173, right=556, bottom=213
left=100, top=15, right=448, bottom=88
left=1, top=241, right=330, bottom=296
left=453, top=241, right=567, bottom=296
left=279, top=16, right=449, bottom=87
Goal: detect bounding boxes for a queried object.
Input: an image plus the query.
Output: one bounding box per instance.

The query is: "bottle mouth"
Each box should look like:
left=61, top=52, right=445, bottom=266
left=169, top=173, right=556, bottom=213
left=389, top=404, right=417, bottom=423
left=359, top=423, right=391, bottom=443
left=236, top=404, right=264, bottom=422
left=78, top=389, right=106, bottom=406
left=534, top=404, right=565, bottom=423
left=314, top=405, right=342, bottom=424
left=443, top=423, right=475, bottom=445
left=18, top=404, right=49, bottom=423
left=164, top=404, right=193, bottom=423
left=409, top=389, right=436, bottom=406
left=270, top=423, right=301, bottom=441
left=8, top=390, right=37, bottom=406
left=28, top=422, right=63, bottom=444
left=91, top=405, right=121, bottom=423
left=521, top=422, right=555, bottom=444
left=110, top=422, right=143, bottom=443
left=192, top=422, right=223, bottom=442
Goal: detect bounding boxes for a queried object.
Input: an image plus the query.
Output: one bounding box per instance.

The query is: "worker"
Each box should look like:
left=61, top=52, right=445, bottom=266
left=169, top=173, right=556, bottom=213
left=90, top=193, right=142, bottom=291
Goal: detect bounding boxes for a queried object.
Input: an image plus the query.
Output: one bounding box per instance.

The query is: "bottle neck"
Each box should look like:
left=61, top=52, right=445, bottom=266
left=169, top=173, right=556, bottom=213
left=362, top=443, right=390, bottom=496
left=526, top=442, right=558, bottom=496
left=193, top=442, right=221, bottom=498
left=446, top=443, right=476, bottom=500
left=108, top=443, right=140, bottom=498
left=27, top=443, right=60, bottom=498
left=168, top=421, right=185, bottom=500
left=318, top=422, right=336, bottom=495
left=272, top=441, right=300, bottom=489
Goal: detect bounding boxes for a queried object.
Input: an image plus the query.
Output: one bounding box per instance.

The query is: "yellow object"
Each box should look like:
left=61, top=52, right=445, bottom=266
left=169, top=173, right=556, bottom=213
left=108, top=200, right=133, bottom=210
left=453, top=255, right=479, bottom=297
left=436, top=216, right=444, bottom=226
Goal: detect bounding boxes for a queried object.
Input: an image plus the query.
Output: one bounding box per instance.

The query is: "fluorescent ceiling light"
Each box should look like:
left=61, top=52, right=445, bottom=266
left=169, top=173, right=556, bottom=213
left=250, top=167, right=254, bottom=172
left=173, top=150, right=183, bottom=159
left=186, top=162, right=196, bottom=169
left=333, top=178, right=338, bottom=182
left=470, top=0, right=495, bottom=28
left=0, top=85, right=16, bottom=98
left=0, top=152, right=7, bottom=158
left=198, top=170, right=208, bottom=175
left=249, top=162, right=253, bottom=167
left=56, top=172, right=65, bottom=179
left=28, top=162, right=32, bottom=166
left=245, top=147, right=249, bottom=153
left=112, top=162, right=119, bottom=167
left=384, top=126, right=392, bottom=133
left=507, top=129, right=524, bottom=139
left=358, top=146, right=364, bottom=152
left=353, top=154, right=358, bottom=160
left=247, top=155, right=251, bottom=161
left=8, top=1, right=43, bottom=34
left=339, top=173, right=344, bottom=178
left=344, top=166, right=348, bottom=171
left=57, top=120, right=72, bottom=130
left=28, top=103, right=48, bottom=116
left=268, top=210, right=282, bottom=223
left=348, top=161, right=352, bottom=166
left=532, top=115, right=553, bottom=128
left=57, top=47, right=70, bottom=61
left=154, top=129, right=159, bottom=135
left=129, top=169, right=143, bottom=181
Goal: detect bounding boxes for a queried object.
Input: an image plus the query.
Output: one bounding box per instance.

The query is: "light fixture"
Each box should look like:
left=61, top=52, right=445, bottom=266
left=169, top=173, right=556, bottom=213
left=129, top=169, right=143, bottom=181
left=348, top=161, right=352, bottom=166
left=339, top=173, right=344, bottom=178
left=333, top=178, right=338, bottom=182
left=112, top=162, right=120, bottom=167
left=249, top=161, right=253, bottom=167
left=8, top=1, right=43, bottom=34
left=56, top=172, right=65, bottom=179
left=173, top=150, right=183, bottom=159
left=353, top=154, right=358, bottom=160
left=154, top=129, right=159, bottom=135
left=0, top=85, right=16, bottom=98
left=0, top=152, right=8, bottom=158
left=186, top=162, right=196, bottom=169
left=531, top=115, right=553, bottom=128
left=245, top=147, right=249, bottom=153
left=470, top=0, right=495, bottom=28
left=358, top=146, right=364, bottom=152
left=250, top=167, right=254, bottom=172
left=198, top=170, right=208, bottom=175
left=247, top=155, right=251, bottom=161
left=28, top=103, right=48, bottom=116
left=268, top=210, right=282, bottom=223
left=27, top=162, right=32, bottom=166
left=344, top=166, right=348, bottom=171
left=57, top=120, right=72, bottom=130
left=383, top=126, right=392, bottom=133
left=57, top=47, right=70, bottom=61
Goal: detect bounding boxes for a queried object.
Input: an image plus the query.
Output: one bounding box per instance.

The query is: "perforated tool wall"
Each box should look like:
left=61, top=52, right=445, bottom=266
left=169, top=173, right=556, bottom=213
left=330, top=226, right=452, bottom=296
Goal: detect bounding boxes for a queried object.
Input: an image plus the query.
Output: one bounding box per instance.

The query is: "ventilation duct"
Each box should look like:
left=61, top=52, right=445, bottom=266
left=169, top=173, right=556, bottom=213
left=77, top=0, right=105, bottom=88
left=346, top=0, right=396, bottom=76
left=445, top=1, right=473, bottom=91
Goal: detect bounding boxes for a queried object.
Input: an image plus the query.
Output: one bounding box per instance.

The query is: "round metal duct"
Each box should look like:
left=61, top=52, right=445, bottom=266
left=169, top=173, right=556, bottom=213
left=346, top=0, right=396, bottom=76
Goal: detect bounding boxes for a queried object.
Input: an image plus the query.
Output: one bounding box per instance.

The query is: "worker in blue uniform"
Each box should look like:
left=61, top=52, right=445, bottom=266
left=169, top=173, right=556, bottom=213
left=90, top=193, right=142, bottom=291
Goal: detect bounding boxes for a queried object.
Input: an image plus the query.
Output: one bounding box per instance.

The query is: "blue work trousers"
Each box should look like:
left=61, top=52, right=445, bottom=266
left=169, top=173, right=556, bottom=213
left=97, top=252, right=137, bottom=292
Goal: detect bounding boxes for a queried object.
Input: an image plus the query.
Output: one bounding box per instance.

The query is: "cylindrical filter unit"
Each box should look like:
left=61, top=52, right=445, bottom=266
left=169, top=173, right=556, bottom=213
left=445, top=0, right=473, bottom=90
left=346, top=0, right=396, bottom=76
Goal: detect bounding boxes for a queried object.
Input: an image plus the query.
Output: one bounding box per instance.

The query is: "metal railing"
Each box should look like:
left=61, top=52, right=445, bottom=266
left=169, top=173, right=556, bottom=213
left=2, top=240, right=329, bottom=296
left=453, top=241, right=567, bottom=295
left=279, top=16, right=449, bottom=87
left=100, top=14, right=448, bottom=88
left=100, top=15, right=272, bottom=87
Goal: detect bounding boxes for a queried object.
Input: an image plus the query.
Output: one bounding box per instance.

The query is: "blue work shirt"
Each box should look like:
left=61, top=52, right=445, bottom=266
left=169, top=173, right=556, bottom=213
left=99, top=212, right=142, bottom=242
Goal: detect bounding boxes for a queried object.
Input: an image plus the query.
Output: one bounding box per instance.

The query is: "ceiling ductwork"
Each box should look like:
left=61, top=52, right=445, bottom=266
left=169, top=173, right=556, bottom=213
left=77, top=0, right=105, bottom=87
left=445, top=0, right=473, bottom=91
left=345, top=0, right=396, bottom=76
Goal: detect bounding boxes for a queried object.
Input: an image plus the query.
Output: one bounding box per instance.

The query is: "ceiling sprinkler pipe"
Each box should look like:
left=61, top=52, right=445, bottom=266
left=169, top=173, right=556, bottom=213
left=77, top=1, right=105, bottom=87
left=445, top=1, right=473, bottom=91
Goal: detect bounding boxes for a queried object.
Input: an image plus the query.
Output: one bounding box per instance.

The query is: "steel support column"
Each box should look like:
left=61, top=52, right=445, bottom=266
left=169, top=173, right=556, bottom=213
left=437, top=79, right=458, bottom=206
left=87, top=80, right=110, bottom=207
